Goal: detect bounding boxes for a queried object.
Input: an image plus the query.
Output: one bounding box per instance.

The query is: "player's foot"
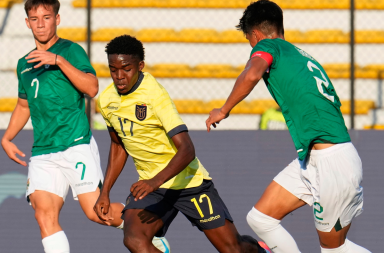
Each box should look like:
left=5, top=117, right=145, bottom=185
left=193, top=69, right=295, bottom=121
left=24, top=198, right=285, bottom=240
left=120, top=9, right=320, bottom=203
left=258, top=241, right=272, bottom=253
left=152, top=236, right=170, bottom=253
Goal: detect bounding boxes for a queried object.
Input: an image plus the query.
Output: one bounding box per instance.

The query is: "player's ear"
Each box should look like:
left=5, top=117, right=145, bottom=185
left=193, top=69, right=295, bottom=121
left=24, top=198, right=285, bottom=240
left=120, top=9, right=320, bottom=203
left=56, top=14, right=60, bottom=26
left=25, top=18, right=31, bottom=29
left=138, top=61, right=145, bottom=72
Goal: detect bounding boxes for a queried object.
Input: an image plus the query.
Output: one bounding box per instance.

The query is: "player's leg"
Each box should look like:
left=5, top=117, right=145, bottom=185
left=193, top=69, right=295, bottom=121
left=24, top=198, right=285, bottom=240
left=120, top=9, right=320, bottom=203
left=27, top=154, right=71, bottom=253
left=247, top=159, right=311, bottom=253
left=123, top=209, right=165, bottom=253
left=310, top=143, right=370, bottom=252
left=122, top=192, right=177, bottom=253
left=77, top=187, right=125, bottom=227
left=203, top=219, right=266, bottom=253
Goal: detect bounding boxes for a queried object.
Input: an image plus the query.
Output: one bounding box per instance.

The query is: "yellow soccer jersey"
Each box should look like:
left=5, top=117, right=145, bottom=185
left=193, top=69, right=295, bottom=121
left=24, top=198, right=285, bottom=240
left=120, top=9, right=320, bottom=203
left=98, top=72, right=211, bottom=190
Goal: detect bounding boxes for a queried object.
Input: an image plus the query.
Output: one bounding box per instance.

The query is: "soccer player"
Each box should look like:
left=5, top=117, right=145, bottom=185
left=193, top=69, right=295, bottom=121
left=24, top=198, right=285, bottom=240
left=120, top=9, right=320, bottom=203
left=206, top=1, right=370, bottom=253
left=94, top=35, right=269, bottom=253
left=0, top=1, right=168, bottom=252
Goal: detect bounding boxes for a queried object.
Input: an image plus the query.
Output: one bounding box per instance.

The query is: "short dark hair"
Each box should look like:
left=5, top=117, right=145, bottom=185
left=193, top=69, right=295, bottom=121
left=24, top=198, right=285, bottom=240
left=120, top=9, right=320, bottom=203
left=24, top=0, right=60, bottom=16
left=105, top=35, right=145, bottom=61
left=236, top=0, right=284, bottom=36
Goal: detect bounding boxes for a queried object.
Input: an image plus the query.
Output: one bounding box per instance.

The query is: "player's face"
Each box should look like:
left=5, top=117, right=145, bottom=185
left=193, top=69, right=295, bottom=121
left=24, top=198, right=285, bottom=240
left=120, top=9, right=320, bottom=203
left=108, top=54, right=145, bottom=94
left=25, top=5, right=60, bottom=44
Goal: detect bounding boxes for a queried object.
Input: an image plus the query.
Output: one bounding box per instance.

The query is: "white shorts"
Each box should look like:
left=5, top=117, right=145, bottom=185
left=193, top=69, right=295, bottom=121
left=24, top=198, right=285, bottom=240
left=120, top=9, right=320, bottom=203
left=274, top=142, right=364, bottom=232
left=26, top=136, right=104, bottom=202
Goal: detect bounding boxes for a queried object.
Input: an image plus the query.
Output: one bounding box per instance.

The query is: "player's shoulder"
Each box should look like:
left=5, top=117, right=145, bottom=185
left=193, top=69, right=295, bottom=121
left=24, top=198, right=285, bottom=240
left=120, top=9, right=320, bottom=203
left=17, top=48, right=36, bottom=69
left=142, top=72, right=168, bottom=95
left=99, top=82, right=118, bottom=103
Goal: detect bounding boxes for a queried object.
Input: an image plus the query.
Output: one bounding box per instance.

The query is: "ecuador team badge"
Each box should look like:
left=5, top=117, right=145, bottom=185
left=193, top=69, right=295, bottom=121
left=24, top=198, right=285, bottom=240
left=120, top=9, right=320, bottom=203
left=136, top=104, right=147, bottom=121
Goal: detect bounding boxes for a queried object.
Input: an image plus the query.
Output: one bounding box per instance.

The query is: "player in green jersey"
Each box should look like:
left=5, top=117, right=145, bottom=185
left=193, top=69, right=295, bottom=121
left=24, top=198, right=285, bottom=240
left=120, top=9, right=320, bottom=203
left=0, top=0, right=169, bottom=252
left=206, top=1, right=370, bottom=253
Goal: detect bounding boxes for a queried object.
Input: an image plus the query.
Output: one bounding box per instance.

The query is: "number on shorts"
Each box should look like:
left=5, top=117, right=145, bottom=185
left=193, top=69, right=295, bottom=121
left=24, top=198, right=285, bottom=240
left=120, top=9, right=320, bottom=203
left=314, top=202, right=324, bottom=220
left=191, top=194, right=213, bottom=218
left=31, top=78, right=39, bottom=98
left=76, top=162, right=86, bottom=180
left=307, top=61, right=334, bottom=102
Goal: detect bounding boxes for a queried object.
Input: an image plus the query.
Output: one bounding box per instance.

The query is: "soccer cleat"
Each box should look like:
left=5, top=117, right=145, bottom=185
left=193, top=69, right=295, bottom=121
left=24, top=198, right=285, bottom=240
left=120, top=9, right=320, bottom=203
left=152, top=236, right=171, bottom=253
left=259, top=241, right=272, bottom=253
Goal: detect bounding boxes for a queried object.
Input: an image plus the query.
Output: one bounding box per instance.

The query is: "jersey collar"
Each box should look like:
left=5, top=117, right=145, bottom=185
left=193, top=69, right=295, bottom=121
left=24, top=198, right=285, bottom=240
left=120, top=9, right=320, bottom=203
left=119, top=71, right=144, bottom=96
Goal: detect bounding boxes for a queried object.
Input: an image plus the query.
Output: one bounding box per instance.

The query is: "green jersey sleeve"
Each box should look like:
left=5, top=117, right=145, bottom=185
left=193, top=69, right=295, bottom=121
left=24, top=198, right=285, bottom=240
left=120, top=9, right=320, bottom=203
left=250, top=39, right=280, bottom=69
left=66, top=43, right=96, bottom=75
left=17, top=60, right=27, bottom=99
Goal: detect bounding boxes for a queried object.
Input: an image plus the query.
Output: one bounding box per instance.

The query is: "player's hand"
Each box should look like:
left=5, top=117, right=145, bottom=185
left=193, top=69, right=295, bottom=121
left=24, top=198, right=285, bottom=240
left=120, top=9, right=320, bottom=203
left=1, top=139, right=27, bottom=166
left=93, top=193, right=114, bottom=226
left=130, top=178, right=162, bottom=201
left=25, top=50, right=58, bottom=69
left=205, top=108, right=229, bottom=132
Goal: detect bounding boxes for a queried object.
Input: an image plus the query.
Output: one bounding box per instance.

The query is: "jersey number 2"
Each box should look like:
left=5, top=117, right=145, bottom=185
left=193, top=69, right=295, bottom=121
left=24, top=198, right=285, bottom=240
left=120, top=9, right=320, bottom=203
left=307, top=61, right=334, bottom=102
left=31, top=78, right=39, bottom=98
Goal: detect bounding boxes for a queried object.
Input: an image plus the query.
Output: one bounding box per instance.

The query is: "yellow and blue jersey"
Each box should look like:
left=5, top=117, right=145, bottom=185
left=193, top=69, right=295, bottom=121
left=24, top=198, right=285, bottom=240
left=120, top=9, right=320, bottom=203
left=98, top=72, right=211, bottom=190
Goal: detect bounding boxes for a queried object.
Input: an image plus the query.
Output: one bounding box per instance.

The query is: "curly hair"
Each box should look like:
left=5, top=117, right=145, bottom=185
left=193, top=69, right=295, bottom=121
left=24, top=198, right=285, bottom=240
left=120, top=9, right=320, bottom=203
left=236, top=0, right=284, bottom=36
left=105, top=35, right=145, bottom=61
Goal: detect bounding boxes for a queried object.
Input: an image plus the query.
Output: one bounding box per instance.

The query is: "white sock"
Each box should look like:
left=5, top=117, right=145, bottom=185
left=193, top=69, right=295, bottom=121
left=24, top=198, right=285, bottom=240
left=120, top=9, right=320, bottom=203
left=42, top=231, right=70, bottom=253
left=320, top=239, right=371, bottom=253
left=116, top=203, right=125, bottom=230
left=247, top=207, right=301, bottom=253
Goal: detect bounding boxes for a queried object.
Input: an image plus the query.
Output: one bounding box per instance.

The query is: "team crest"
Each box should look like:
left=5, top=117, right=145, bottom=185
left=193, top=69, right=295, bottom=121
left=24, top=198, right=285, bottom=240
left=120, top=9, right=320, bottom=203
left=136, top=104, right=147, bottom=121
left=45, top=64, right=50, bottom=69
left=26, top=178, right=30, bottom=190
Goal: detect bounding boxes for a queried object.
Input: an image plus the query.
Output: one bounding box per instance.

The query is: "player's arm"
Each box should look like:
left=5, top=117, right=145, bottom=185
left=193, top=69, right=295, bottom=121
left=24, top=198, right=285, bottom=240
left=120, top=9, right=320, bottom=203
left=1, top=98, right=30, bottom=166
left=130, top=131, right=195, bottom=201
left=93, top=128, right=128, bottom=223
left=25, top=51, right=98, bottom=97
left=205, top=56, right=269, bottom=131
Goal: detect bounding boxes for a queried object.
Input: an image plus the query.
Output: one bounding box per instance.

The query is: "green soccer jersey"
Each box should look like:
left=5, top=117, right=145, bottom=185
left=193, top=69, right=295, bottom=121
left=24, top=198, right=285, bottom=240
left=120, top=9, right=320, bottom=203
left=17, top=38, right=96, bottom=156
left=251, top=38, right=350, bottom=160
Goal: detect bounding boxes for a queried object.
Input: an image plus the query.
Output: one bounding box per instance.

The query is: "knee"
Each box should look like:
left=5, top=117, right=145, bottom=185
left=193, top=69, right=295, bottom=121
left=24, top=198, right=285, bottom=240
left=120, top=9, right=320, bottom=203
left=246, top=207, right=280, bottom=235
left=123, top=234, right=151, bottom=253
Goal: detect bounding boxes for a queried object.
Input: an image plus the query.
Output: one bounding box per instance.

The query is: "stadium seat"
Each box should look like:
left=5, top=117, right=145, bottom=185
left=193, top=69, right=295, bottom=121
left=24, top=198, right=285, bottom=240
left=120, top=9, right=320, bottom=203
left=220, top=30, right=247, bottom=43
left=71, top=0, right=384, bottom=9
left=90, top=63, right=384, bottom=79
left=151, top=64, right=192, bottom=78
left=179, top=29, right=220, bottom=43
left=0, top=98, right=17, bottom=112
left=193, top=64, right=235, bottom=78
left=57, top=27, right=87, bottom=42
left=305, top=30, right=348, bottom=43
left=0, top=0, right=23, bottom=8
left=92, top=28, right=135, bottom=42
left=284, top=30, right=306, bottom=43
left=92, top=63, right=110, bottom=77
left=355, top=30, right=384, bottom=43
left=136, top=29, right=178, bottom=42
left=340, top=100, right=376, bottom=115
left=363, top=125, right=384, bottom=130
left=249, top=99, right=279, bottom=114
left=173, top=100, right=206, bottom=114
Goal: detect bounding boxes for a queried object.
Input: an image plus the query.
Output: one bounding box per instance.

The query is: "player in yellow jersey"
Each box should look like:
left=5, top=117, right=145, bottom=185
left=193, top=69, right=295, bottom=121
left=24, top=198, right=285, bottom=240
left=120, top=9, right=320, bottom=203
left=93, top=35, right=270, bottom=253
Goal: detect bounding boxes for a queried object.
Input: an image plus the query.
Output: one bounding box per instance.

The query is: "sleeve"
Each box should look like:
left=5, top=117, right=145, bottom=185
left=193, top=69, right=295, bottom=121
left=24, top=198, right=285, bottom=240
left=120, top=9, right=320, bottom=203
left=152, top=85, right=188, bottom=138
left=97, top=96, right=112, bottom=128
left=17, top=60, right=27, bottom=100
left=250, top=39, right=280, bottom=68
left=66, top=43, right=96, bottom=75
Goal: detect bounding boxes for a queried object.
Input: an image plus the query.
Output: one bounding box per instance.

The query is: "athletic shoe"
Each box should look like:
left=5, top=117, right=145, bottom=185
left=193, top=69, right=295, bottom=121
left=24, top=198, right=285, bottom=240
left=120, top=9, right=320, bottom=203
left=152, top=236, right=170, bottom=253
